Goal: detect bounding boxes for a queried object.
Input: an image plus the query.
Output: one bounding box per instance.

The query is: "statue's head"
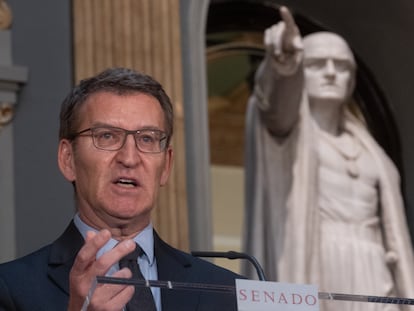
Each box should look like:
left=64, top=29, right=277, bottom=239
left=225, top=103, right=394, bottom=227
left=303, top=32, right=356, bottom=105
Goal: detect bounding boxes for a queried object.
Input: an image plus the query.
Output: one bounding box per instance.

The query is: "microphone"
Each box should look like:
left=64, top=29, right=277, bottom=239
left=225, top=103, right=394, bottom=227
left=191, top=250, right=266, bottom=281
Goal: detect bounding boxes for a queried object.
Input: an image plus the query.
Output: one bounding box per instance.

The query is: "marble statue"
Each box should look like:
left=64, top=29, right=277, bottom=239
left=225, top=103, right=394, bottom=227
left=243, top=6, right=414, bottom=310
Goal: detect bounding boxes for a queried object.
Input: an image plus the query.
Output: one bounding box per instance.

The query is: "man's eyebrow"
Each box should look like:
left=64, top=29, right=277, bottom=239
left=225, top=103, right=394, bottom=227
left=87, top=123, right=164, bottom=132
left=88, top=122, right=114, bottom=128
left=138, top=126, right=164, bottom=131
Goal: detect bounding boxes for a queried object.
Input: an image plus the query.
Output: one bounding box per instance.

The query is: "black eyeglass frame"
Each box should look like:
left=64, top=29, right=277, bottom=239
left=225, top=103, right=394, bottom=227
left=69, top=126, right=168, bottom=153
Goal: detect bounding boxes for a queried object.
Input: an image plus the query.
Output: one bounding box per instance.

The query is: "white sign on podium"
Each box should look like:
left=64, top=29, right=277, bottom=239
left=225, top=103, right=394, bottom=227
left=236, top=279, right=319, bottom=311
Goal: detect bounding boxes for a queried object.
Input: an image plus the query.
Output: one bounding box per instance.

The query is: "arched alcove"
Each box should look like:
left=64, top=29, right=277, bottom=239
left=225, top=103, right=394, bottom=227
left=180, top=0, right=407, bottom=272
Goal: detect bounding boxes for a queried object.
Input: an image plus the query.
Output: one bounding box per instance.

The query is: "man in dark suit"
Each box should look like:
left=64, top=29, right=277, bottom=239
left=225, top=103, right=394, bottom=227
left=0, top=68, right=241, bottom=310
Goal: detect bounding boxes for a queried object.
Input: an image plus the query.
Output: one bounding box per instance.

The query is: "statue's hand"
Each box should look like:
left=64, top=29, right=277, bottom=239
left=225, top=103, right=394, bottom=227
left=264, top=6, right=303, bottom=75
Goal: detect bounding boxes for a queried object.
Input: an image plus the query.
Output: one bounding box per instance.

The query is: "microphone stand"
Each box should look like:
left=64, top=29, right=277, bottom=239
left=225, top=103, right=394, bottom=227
left=191, top=250, right=267, bottom=281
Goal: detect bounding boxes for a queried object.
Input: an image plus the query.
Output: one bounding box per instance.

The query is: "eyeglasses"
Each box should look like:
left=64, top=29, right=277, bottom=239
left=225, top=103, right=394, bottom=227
left=71, top=126, right=168, bottom=153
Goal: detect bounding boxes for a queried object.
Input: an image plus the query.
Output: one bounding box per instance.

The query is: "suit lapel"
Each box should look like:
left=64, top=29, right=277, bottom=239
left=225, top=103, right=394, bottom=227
left=154, top=231, right=201, bottom=311
left=47, top=221, right=84, bottom=295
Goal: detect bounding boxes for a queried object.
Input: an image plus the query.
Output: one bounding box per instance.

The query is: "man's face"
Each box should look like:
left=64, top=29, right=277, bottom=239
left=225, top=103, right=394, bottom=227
left=303, top=33, right=355, bottom=104
left=58, top=91, right=173, bottom=232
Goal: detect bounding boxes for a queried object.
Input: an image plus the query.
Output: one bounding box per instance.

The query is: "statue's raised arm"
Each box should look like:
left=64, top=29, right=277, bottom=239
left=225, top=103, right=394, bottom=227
left=254, top=6, right=304, bottom=137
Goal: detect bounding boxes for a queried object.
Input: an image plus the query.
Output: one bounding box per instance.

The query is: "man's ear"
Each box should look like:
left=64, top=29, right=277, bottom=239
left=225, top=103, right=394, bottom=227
left=58, top=139, right=76, bottom=182
left=160, top=147, right=173, bottom=186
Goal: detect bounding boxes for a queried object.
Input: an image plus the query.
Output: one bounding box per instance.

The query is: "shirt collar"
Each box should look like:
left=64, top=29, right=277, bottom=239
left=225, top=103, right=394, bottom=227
left=73, top=213, right=155, bottom=265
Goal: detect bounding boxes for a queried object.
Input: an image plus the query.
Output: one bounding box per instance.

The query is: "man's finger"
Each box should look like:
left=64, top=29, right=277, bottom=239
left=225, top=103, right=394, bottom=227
left=94, top=239, right=136, bottom=274
left=93, top=268, right=133, bottom=300
left=72, top=230, right=112, bottom=273
left=87, top=267, right=135, bottom=310
left=90, top=285, right=135, bottom=311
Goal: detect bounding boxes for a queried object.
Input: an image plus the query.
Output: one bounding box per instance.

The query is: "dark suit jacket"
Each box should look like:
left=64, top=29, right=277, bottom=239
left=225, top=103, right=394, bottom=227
left=0, top=221, right=242, bottom=310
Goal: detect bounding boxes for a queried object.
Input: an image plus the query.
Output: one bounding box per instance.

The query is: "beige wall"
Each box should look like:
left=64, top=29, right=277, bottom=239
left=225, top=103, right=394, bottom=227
left=211, top=165, right=243, bottom=273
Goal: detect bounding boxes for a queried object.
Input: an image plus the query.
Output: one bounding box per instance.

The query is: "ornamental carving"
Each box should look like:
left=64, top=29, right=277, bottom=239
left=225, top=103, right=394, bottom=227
left=0, top=0, right=12, bottom=30
left=0, top=102, right=13, bottom=128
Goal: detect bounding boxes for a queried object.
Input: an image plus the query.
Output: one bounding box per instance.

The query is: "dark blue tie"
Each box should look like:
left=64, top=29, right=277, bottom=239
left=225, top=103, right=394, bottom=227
left=119, top=243, right=157, bottom=311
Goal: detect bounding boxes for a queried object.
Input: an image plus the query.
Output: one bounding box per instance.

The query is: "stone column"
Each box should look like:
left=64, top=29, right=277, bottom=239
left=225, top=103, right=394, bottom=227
left=0, top=0, right=28, bottom=263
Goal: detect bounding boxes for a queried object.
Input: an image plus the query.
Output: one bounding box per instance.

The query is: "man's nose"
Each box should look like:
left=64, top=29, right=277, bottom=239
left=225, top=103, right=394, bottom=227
left=116, top=134, right=141, bottom=166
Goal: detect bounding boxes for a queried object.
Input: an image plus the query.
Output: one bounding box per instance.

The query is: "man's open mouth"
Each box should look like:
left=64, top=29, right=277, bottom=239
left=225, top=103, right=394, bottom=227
left=115, top=178, right=138, bottom=187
